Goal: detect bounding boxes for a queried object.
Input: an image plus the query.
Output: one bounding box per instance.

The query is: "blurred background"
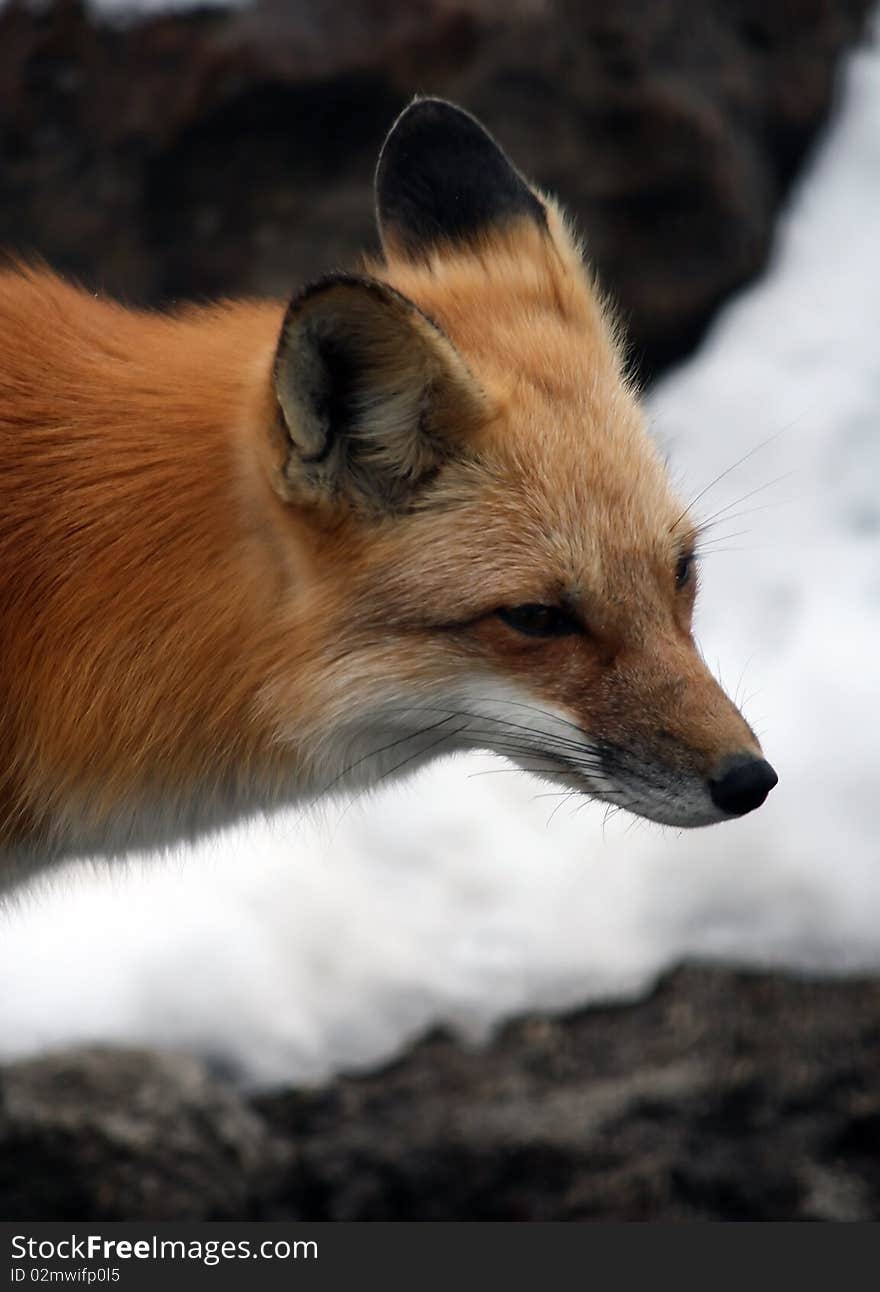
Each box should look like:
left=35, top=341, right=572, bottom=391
left=0, top=0, right=879, bottom=1220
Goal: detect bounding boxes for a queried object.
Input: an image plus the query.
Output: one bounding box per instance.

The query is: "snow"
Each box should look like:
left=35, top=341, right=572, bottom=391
left=1, top=24, right=879, bottom=1087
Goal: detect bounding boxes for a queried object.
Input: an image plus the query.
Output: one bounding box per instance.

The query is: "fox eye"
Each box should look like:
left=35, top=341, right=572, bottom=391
left=675, top=552, right=695, bottom=590
left=496, top=604, right=581, bottom=638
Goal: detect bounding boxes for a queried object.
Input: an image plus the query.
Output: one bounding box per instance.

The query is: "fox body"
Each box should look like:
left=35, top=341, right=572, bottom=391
left=0, top=100, right=776, bottom=887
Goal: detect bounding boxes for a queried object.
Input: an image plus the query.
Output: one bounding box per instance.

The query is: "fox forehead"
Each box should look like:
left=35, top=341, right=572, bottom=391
left=328, top=426, right=691, bottom=647
left=357, top=225, right=691, bottom=618
left=358, top=469, right=689, bottom=628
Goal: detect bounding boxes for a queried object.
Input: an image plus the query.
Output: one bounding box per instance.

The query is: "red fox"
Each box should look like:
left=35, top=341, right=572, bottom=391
left=0, top=98, right=776, bottom=887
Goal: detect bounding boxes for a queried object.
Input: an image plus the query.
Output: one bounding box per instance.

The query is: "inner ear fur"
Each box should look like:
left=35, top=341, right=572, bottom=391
left=273, top=274, right=487, bottom=513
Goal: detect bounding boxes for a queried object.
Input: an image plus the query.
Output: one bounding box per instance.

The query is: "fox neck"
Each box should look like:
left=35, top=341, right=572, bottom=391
left=0, top=282, right=328, bottom=872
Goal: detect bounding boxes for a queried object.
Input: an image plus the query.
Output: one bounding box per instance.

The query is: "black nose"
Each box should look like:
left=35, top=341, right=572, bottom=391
left=709, top=755, right=778, bottom=817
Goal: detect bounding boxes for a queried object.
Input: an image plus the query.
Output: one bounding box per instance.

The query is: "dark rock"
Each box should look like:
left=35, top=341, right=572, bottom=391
left=4, top=966, right=880, bottom=1220
left=0, top=0, right=872, bottom=380
left=252, top=966, right=880, bottom=1220
left=0, top=1047, right=291, bottom=1220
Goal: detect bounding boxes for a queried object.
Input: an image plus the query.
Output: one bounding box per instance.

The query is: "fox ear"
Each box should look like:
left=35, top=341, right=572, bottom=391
left=273, top=274, right=487, bottom=512
left=375, top=97, right=547, bottom=261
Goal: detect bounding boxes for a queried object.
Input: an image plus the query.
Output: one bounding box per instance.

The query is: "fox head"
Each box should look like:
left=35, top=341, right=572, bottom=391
left=262, top=98, right=777, bottom=828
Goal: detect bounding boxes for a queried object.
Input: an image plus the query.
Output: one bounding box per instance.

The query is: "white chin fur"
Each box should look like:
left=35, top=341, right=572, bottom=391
left=329, top=678, right=726, bottom=830
left=588, top=783, right=728, bottom=829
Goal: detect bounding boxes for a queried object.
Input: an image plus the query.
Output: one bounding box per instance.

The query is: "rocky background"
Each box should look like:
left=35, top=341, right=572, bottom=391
left=0, top=0, right=873, bottom=379
left=1, top=0, right=877, bottom=1221
left=4, top=967, right=880, bottom=1221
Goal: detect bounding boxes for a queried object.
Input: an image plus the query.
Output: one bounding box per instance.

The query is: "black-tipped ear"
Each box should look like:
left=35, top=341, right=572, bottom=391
left=375, top=98, right=547, bottom=261
left=273, top=274, right=487, bottom=513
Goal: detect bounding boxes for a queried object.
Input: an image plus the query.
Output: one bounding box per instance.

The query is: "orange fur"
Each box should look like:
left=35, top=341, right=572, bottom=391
left=0, top=169, right=769, bottom=883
